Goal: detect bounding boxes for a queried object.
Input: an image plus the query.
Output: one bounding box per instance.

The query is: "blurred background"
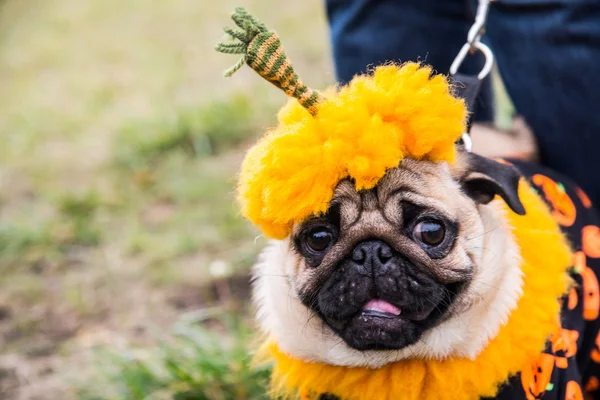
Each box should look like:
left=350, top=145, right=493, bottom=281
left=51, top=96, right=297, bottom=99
left=0, top=1, right=513, bottom=399
left=0, top=0, right=333, bottom=398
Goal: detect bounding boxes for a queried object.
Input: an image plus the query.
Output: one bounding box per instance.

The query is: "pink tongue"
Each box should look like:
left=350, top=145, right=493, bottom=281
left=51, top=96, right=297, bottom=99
left=363, top=299, right=401, bottom=316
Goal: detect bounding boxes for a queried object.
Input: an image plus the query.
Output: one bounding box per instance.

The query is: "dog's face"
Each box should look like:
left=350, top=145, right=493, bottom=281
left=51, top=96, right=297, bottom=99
left=285, top=153, right=525, bottom=352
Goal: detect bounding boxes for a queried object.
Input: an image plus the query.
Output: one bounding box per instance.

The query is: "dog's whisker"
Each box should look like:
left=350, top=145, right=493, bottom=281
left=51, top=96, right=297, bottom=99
left=255, top=273, right=291, bottom=278
left=417, top=336, right=434, bottom=353
left=472, top=280, right=502, bottom=291
left=329, top=337, right=348, bottom=354
left=465, top=225, right=501, bottom=241
left=404, top=341, right=418, bottom=360
left=465, top=287, right=512, bottom=322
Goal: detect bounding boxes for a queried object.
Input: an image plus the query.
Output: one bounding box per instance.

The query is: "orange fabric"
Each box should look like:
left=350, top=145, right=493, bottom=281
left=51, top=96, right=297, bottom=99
left=591, top=332, right=600, bottom=363
left=576, top=187, right=593, bottom=209
left=521, top=353, right=555, bottom=400
left=532, top=174, right=577, bottom=227
left=551, top=328, right=579, bottom=369
left=582, top=225, right=600, bottom=258
left=566, top=380, right=584, bottom=400
left=568, top=287, right=579, bottom=310
left=575, top=251, right=600, bottom=321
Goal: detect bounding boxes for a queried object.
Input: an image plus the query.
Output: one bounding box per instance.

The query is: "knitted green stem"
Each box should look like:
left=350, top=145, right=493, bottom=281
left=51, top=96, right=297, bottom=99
left=215, top=7, right=324, bottom=115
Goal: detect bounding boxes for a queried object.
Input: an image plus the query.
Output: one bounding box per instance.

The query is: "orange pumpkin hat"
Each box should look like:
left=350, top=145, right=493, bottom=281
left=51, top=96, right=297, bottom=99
left=216, top=7, right=466, bottom=239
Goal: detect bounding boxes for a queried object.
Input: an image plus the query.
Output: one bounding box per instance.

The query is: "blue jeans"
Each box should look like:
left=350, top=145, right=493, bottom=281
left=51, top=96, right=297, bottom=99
left=326, top=0, right=600, bottom=205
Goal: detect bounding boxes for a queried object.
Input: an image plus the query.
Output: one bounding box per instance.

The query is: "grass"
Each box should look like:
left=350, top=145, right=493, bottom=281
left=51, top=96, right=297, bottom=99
left=0, top=0, right=330, bottom=398
left=75, top=315, right=271, bottom=400
left=113, top=92, right=262, bottom=171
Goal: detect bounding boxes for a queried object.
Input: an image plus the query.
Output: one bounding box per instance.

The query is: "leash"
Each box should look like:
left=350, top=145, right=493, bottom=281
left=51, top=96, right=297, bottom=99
left=450, top=0, right=495, bottom=152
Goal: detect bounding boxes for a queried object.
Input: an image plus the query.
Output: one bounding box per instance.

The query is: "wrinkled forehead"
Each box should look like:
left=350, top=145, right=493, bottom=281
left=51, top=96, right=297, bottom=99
left=329, top=159, right=466, bottom=225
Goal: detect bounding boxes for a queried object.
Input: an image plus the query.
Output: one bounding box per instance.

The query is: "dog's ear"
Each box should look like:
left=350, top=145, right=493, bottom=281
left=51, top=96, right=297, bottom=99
left=460, top=153, right=526, bottom=215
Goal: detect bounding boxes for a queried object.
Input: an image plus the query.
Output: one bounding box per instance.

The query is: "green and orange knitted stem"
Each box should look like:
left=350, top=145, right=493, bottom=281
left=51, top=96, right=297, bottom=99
left=215, top=7, right=324, bottom=115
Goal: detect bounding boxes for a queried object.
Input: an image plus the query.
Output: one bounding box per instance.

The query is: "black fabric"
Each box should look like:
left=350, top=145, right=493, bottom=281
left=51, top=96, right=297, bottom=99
left=451, top=72, right=483, bottom=132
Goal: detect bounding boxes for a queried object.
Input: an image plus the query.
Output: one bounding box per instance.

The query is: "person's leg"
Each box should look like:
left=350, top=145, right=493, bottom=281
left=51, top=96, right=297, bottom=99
left=325, top=0, right=495, bottom=122
left=485, top=0, right=600, bottom=204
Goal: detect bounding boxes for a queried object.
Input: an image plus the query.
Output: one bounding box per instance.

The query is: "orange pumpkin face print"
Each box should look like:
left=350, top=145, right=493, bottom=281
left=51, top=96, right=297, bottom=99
left=574, top=251, right=600, bottom=321
left=585, top=378, right=599, bottom=400
left=566, top=380, right=584, bottom=400
left=532, top=174, right=577, bottom=226
left=575, top=186, right=593, bottom=209
left=592, top=331, right=600, bottom=363
left=582, top=225, right=600, bottom=258
left=585, top=376, right=599, bottom=393
left=521, top=353, right=555, bottom=400
left=551, top=329, right=579, bottom=368
left=568, top=287, right=578, bottom=310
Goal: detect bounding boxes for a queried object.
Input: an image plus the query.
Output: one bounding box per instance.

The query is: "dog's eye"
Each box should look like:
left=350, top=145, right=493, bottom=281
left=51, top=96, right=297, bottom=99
left=306, top=229, right=333, bottom=252
left=413, top=220, right=445, bottom=246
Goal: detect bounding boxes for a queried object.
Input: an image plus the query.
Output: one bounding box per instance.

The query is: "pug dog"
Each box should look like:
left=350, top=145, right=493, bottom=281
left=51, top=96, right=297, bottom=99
left=253, top=152, right=525, bottom=366
left=213, top=7, right=598, bottom=397
left=252, top=150, right=600, bottom=399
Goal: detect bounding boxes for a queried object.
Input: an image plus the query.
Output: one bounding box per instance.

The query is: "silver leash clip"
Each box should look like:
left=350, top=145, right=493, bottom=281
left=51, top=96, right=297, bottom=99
left=467, top=0, right=493, bottom=50
left=459, top=132, right=473, bottom=153
left=449, top=0, right=495, bottom=80
left=451, top=0, right=495, bottom=152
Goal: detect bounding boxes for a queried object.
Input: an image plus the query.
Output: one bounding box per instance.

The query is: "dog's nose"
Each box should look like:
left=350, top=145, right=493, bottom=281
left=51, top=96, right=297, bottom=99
left=351, top=240, right=393, bottom=276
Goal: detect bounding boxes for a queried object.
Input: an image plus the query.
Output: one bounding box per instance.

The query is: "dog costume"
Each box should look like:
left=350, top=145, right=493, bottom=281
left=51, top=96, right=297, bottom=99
left=216, top=8, right=600, bottom=400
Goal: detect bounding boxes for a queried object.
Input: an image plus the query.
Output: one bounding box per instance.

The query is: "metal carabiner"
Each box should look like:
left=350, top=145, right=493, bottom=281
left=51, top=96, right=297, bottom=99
left=449, top=41, right=494, bottom=80
left=467, top=0, right=493, bottom=50
left=450, top=0, right=495, bottom=80
left=450, top=0, right=495, bottom=151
